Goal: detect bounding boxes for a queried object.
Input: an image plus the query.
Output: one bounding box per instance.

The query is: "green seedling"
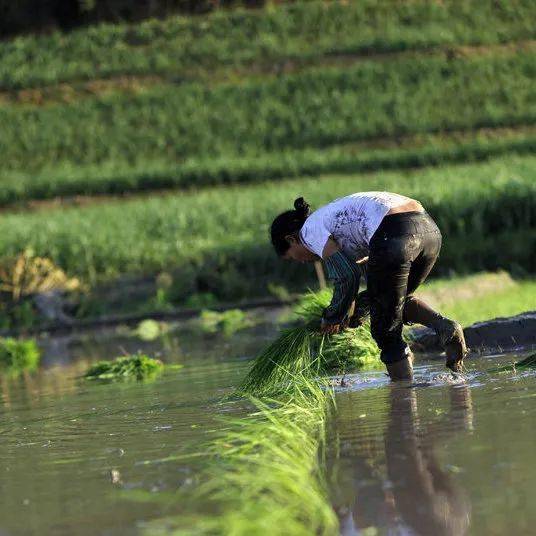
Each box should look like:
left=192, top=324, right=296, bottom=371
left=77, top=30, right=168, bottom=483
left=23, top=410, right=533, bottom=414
left=239, top=289, right=380, bottom=396
left=199, top=309, right=252, bottom=337
left=84, top=354, right=164, bottom=381
left=144, top=377, right=338, bottom=536
left=0, top=337, right=40, bottom=377
left=491, top=352, right=536, bottom=374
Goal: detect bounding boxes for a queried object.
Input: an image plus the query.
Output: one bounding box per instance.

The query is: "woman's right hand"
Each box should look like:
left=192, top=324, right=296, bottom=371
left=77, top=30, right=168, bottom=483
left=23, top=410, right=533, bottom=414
left=320, top=318, right=341, bottom=335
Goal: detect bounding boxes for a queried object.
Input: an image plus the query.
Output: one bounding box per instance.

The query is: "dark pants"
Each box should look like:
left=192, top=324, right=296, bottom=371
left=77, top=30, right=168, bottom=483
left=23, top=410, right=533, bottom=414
left=367, top=211, right=442, bottom=364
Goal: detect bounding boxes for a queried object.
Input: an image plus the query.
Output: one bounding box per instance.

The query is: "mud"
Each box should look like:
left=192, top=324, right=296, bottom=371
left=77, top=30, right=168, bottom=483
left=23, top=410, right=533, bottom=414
left=410, top=311, right=536, bottom=354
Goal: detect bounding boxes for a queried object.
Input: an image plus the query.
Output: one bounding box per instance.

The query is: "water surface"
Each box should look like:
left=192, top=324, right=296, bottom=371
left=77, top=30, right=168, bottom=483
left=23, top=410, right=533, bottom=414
left=330, top=356, right=536, bottom=535
left=0, top=319, right=534, bottom=535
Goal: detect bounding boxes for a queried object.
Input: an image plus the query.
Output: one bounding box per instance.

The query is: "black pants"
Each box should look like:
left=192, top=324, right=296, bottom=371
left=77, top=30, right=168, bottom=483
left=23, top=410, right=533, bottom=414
left=367, top=211, right=442, bottom=364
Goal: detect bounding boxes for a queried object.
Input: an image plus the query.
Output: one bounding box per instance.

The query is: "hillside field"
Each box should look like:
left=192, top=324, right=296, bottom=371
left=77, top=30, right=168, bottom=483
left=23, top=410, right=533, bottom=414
left=0, top=0, right=534, bottom=325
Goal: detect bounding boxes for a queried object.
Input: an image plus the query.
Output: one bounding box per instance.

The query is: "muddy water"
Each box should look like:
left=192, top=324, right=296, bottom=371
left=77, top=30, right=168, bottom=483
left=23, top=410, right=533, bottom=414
left=0, top=319, right=535, bottom=535
left=0, top=324, right=265, bottom=536
left=330, top=356, right=536, bottom=536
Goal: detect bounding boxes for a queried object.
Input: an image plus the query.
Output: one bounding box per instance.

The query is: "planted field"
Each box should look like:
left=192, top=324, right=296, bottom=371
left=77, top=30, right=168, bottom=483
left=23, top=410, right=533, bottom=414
left=1, top=126, right=535, bottom=208
left=1, top=2, right=535, bottom=534
left=1, top=0, right=535, bottom=91
left=1, top=50, right=535, bottom=204
left=0, top=156, right=534, bottom=305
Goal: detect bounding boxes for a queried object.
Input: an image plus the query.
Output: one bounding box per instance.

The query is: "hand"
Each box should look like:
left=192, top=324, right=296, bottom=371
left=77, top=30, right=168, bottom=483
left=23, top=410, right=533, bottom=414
left=320, top=318, right=341, bottom=335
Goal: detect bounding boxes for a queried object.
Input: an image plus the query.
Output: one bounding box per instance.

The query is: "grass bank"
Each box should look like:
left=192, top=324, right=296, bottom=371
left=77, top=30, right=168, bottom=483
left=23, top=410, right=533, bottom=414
left=1, top=126, right=535, bottom=208
left=420, top=273, right=536, bottom=327
left=2, top=0, right=534, bottom=91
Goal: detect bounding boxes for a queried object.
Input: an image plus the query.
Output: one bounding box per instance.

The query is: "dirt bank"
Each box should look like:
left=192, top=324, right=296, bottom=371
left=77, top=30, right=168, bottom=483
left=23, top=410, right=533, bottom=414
left=410, top=311, right=536, bottom=355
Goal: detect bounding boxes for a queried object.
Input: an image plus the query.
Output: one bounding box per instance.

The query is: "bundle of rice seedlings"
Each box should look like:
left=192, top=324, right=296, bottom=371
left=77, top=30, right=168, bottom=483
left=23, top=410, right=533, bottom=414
left=142, top=377, right=338, bottom=536
left=492, top=352, right=536, bottom=373
left=239, top=289, right=380, bottom=395
left=0, top=337, right=40, bottom=377
left=514, top=353, right=536, bottom=368
left=84, top=354, right=164, bottom=381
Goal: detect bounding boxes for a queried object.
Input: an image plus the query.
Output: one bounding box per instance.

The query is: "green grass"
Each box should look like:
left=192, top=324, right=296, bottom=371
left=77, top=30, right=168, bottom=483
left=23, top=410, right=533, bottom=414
left=2, top=51, right=534, bottom=179
left=0, top=126, right=534, bottom=207
left=490, top=352, right=536, bottom=373
left=239, top=290, right=380, bottom=396
left=0, top=155, right=533, bottom=306
left=0, top=337, right=40, bottom=377
left=84, top=354, right=164, bottom=381
left=2, top=0, right=534, bottom=91
left=1, top=1, right=535, bottom=206
left=144, top=377, right=338, bottom=536
left=421, top=276, right=536, bottom=327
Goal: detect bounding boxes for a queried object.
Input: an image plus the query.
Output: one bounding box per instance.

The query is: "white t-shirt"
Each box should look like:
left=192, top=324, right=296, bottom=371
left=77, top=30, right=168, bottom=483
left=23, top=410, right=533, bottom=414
left=299, top=191, right=412, bottom=260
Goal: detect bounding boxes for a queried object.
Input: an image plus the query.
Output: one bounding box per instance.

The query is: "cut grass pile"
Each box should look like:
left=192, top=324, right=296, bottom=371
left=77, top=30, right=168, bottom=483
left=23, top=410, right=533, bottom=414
left=148, top=379, right=338, bottom=535
left=2, top=0, right=534, bottom=91
left=0, top=337, right=40, bottom=377
left=239, top=290, right=380, bottom=397
left=84, top=354, right=164, bottom=381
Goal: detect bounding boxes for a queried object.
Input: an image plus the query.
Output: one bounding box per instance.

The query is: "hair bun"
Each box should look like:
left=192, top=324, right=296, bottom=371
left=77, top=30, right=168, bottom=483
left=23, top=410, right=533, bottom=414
left=293, top=197, right=310, bottom=218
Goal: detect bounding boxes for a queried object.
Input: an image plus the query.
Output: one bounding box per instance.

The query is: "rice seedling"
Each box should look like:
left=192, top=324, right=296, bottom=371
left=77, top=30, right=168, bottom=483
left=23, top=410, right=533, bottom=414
left=134, top=319, right=168, bottom=341
left=144, top=377, right=338, bottom=536
left=0, top=337, right=40, bottom=377
left=513, top=353, right=536, bottom=369
left=84, top=354, right=164, bottom=381
left=239, top=289, right=380, bottom=396
left=491, top=352, right=536, bottom=374
left=199, top=309, right=252, bottom=337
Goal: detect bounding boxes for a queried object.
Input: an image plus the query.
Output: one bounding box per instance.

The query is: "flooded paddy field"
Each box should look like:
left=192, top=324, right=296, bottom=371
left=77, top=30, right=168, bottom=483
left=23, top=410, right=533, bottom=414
left=1, top=316, right=535, bottom=535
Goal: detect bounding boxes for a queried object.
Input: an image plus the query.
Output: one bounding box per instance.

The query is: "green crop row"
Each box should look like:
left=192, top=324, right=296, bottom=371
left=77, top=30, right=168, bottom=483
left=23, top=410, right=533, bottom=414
left=1, top=127, right=535, bottom=207
left=1, top=51, right=535, bottom=187
left=0, top=155, right=534, bottom=305
left=1, top=0, right=535, bottom=91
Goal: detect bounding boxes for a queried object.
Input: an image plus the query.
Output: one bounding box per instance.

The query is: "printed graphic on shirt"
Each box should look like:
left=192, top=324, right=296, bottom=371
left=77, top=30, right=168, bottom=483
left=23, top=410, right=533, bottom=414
left=299, top=191, right=411, bottom=259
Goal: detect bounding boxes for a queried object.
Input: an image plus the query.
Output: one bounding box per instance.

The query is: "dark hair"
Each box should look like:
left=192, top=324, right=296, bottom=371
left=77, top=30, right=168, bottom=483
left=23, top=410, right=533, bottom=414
left=270, top=197, right=311, bottom=256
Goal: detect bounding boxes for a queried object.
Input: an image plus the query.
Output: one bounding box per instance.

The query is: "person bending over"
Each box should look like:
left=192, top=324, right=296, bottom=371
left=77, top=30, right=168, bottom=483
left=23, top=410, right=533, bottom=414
left=270, top=192, right=467, bottom=381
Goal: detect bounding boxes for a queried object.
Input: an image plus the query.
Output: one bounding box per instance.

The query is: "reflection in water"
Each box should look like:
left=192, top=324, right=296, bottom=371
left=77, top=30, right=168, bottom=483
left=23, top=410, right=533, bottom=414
left=385, top=386, right=472, bottom=535
left=336, top=384, right=473, bottom=535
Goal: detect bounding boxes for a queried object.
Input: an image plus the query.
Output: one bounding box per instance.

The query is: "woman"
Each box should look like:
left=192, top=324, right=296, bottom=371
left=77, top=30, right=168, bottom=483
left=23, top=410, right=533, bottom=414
left=270, top=192, right=467, bottom=381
